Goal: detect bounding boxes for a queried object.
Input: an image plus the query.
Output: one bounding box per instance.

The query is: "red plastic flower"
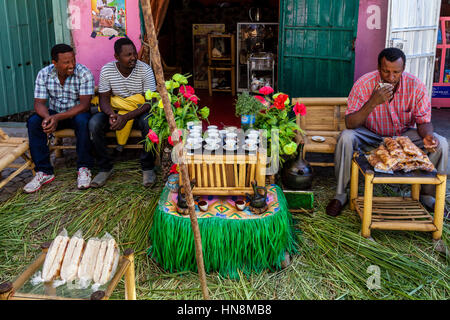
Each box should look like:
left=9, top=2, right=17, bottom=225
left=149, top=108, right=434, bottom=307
left=293, top=102, right=306, bottom=116
left=180, top=85, right=195, bottom=98
left=273, top=94, right=288, bottom=110
left=259, top=86, right=274, bottom=96
left=147, top=129, right=159, bottom=144
left=169, top=164, right=179, bottom=174
left=188, top=95, right=198, bottom=105
left=254, top=95, right=266, bottom=104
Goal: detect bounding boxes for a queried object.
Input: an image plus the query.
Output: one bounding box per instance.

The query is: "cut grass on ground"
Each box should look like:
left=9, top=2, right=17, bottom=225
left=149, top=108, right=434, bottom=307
left=0, top=161, right=448, bottom=300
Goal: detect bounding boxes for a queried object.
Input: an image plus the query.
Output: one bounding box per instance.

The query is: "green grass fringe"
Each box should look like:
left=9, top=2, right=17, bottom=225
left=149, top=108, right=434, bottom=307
left=148, top=185, right=299, bottom=279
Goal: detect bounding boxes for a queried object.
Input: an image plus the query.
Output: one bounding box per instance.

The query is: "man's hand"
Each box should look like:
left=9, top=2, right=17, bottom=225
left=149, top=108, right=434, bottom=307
left=423, top=134, right=439, bottom=153
left=370, top=83, right=394, bottom=106
left=42, top=115, right=59, bottom=134
left=110, top=114, right=128, bottom=131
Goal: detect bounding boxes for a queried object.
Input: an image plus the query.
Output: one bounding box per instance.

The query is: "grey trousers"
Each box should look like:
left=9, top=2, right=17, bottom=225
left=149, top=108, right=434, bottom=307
left=333, top=126, right=449, bottom=204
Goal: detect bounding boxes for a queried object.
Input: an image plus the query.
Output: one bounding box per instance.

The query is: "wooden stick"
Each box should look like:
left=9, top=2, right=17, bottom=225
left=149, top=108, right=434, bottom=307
left=123, top=249, right=136, bottom=300
left=140, top=0, right=209, bottom=300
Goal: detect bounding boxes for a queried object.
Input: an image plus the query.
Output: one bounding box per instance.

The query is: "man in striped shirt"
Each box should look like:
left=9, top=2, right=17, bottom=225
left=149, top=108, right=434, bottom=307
left=89, top=38, right=157, bottom=187
left=24, top=44, right=95, bottom=193
left=326, top=48, right=448, bottom=217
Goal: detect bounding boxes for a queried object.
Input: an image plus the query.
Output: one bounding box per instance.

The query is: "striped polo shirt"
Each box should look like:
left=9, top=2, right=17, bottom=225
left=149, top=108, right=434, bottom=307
left=98, top=60, right=157, bottom=98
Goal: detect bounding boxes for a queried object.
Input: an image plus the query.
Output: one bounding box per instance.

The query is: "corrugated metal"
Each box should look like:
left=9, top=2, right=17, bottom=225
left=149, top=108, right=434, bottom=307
left=0, top=0, right=55, bottom=117
left=52, top=0, right=71, bottom=45
left=386, top=0, right=441, bottom=96
left=278, top=0, right=359, bottom=97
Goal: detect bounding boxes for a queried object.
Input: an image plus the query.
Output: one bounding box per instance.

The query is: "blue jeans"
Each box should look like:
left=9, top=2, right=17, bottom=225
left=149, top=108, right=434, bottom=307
left=88, top=112, right=155, bottom=172
left=27, top=110, right=94, bottom=175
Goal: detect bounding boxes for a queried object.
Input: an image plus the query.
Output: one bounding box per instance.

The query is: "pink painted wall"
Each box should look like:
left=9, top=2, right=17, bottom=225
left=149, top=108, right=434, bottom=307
left=354, top=0, right=389, bottom=81
left=69, top=0, right=142, bottom=84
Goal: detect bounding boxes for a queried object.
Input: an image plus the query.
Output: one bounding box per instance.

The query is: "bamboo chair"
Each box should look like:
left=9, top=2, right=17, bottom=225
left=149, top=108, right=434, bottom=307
left=0, top=128, right=35, bottom=189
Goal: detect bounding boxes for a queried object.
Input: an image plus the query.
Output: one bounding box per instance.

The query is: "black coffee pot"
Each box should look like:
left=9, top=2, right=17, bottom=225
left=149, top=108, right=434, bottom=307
left=245, top=181, right=267, bottom=209
left=177, top=179, right=199, bottom=209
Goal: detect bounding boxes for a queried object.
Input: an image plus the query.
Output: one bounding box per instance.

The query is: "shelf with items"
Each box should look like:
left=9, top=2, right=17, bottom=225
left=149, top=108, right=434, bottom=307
left=207, top=33, right=236, bottom=96
left=236, top=23, right=278, bottom=92
left=432, top=17, right=450, bottom=107
left=247, top=52, right=275, bottom=93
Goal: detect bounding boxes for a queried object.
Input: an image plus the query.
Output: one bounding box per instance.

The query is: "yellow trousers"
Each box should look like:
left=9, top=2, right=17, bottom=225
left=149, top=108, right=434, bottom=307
left=91, top=94, right=146, bottom=145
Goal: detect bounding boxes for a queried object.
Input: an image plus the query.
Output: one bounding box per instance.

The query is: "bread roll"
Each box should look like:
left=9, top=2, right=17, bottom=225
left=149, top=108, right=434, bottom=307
left=93, top=240, right=108, bottom=284
left=78, top=238, right=101, bottom=281
left=99, top=239, right=118, bottom=285
left=60, top=237, right=85, bottom=282
left=42, top=235, right=69, bottom=282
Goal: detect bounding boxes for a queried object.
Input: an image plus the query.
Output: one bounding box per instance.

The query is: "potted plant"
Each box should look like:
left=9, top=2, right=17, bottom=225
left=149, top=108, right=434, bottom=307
left=235, top=91, right=263, bottom=130
left=144, top=73, right=210, bottom=180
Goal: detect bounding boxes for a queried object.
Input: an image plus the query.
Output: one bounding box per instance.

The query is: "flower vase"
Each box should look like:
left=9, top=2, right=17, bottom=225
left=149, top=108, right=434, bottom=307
left=241, top=114, right=255, bottom=131
left=281, top=143, right=313, bottom=190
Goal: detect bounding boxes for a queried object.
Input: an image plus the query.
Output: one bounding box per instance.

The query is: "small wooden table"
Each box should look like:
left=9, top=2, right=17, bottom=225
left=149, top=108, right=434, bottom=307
left=350, top=153, right=447, bottom=240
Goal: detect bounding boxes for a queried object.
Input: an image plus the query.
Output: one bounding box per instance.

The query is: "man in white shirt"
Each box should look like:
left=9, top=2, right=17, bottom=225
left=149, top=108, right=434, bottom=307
left=88, top=38, right=157, bottom=188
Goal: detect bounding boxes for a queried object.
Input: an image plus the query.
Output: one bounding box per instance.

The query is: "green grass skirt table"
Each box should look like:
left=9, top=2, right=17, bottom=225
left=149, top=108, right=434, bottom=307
left=148, top=184, right=299, bottom=278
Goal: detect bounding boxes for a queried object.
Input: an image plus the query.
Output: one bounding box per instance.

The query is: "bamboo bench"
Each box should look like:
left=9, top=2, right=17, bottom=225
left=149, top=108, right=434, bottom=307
left=50, top=129, right=143, bottom=158
left=0, top=128, right=35, bottom=189
left=292, top=97, right=348, bottom=167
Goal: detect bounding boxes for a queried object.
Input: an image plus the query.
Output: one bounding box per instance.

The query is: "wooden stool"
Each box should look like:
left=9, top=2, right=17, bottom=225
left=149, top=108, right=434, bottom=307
left=349, top=153, right=447, bottom=240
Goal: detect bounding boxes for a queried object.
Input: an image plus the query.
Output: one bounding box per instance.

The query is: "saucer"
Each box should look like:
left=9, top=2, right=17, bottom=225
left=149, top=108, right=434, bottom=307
left=311, top=136, right=325, bottom=143
left=223, top=144, right=238, bottom=151
left=243, top=144, right=258, bottom=151
left=204, top=144, right=220, bottom=151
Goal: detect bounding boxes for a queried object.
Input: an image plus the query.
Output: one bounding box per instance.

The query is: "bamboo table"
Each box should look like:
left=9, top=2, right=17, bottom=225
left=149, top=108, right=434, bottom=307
left=0, top=243, right=136, bottom=300
left=350, top=153, right=447, bottom=240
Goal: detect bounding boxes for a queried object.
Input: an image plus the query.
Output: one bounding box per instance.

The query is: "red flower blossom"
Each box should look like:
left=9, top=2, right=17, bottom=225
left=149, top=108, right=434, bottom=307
left=147, top=129, right=159, bottom=144
left=259, top=86, right=274, bottom=96
left=293, top=102, right=307, bottom=116
left=180, top=85, right=195, bottom=98
left=169, top=164, right=179, bottom=174
left=254, top=95, right=266, bottom=104
left=174, top=100, right=181, bottom=108
left=188, top=95, right=198, bottom=105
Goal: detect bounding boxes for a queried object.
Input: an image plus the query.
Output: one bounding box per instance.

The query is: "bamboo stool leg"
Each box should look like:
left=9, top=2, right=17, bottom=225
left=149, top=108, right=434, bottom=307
left=411, top=184, right=420, bottom=201
left=361, top=170, right=374, bottom=238
left=432, top=174, right=447, bottom=240
left=349, top=158, right=359, bottom=211
left=124, top=249, right=136, bottom=300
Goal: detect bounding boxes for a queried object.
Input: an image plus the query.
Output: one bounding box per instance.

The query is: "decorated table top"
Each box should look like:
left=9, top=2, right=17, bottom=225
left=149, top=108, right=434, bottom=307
left=161, top=184, right=283, bottom=219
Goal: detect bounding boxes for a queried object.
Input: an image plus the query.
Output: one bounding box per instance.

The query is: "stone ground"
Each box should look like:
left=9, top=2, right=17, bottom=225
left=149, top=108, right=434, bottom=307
left=1, top=108, right=450, bottom=202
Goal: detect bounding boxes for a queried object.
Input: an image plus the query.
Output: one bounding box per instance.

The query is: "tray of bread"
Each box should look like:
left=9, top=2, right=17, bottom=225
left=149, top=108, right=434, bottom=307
left=366, top=136, right=436, bottom=173
left=32, top=229, right=120, bottom=291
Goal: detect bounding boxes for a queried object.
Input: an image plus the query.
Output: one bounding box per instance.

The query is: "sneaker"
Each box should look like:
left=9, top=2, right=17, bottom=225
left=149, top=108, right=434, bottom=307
left=143, top=169, right=156, bottom=187
left=23, top=172, right=55, bottom=193
left=77, top=167, right=92, bottom=190
left=90, top=170, right=113, bottom=188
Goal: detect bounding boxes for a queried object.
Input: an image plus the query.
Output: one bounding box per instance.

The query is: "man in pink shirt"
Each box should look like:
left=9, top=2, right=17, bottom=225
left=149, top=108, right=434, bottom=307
left=326, top=48, right=448, bottom=217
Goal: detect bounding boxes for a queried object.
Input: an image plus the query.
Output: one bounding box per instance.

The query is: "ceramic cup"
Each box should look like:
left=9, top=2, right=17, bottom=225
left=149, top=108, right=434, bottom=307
left=207, top=125, right=218, bottom=130
left=205, top=137, right=221, bottom=146
left=225, top=138, right=237, bottom=146
left=235, top=200, right=245, bottom=211
left=192, top=125, right=203, bottom=132
left=226, top=132, right=237, bottom=140
left=247, top=133, right=259, bottom=141
left=198, top=200, right=209, bottom=212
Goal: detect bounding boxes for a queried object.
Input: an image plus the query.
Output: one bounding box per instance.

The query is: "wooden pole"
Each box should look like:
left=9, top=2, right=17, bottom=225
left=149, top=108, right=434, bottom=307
left=361, top=170, right=374, bottom=238
left=349, top=155, right=359, bottom=211
left=139, top=0, right=210, bottom=300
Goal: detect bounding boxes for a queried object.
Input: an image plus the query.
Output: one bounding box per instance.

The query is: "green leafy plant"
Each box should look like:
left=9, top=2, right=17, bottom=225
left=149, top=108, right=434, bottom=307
left=253, top=86, right=306, bottom=164
left=144, top=73, right=210, bottom=154
left=235, top=91, right=264, bottom=117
